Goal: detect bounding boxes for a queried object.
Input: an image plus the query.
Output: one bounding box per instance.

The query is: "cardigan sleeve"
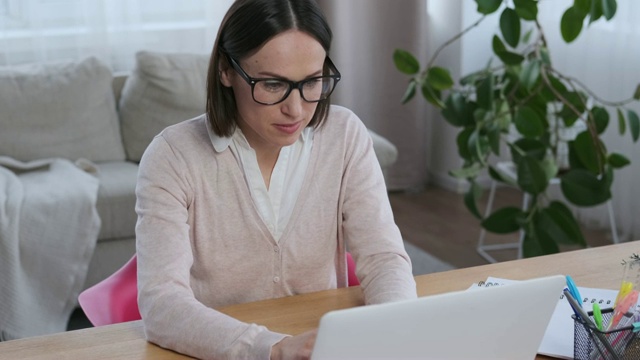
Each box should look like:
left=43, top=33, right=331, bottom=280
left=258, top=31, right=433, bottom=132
left=337, top=110, right=418, bottom=304
left=135, top=134, right=287, bottom=360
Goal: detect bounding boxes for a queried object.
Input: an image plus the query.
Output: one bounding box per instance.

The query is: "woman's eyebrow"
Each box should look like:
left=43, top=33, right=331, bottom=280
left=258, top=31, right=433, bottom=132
left=257, top=69, right=324, bottom=80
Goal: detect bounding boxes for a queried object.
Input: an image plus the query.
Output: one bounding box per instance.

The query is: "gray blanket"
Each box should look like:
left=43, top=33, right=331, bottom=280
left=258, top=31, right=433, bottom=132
left=0, top=157, right=100, bottom=340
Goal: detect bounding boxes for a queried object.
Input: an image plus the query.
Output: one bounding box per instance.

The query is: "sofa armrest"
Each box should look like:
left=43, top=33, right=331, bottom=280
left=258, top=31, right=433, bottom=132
left=368, top=129, right=398, bottom=171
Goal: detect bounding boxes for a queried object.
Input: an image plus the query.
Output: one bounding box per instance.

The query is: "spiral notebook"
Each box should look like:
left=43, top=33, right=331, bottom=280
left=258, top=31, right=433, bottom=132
left=470, top=277, right=626, bottom=359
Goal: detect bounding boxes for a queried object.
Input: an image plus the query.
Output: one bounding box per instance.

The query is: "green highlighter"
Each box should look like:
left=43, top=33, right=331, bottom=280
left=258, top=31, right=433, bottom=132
left=592, top=302, right=603, bottom=331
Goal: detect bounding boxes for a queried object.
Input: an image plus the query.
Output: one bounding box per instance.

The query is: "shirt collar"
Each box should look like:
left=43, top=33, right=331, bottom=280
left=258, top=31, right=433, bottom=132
left=206, top=117, right=313, bottom=153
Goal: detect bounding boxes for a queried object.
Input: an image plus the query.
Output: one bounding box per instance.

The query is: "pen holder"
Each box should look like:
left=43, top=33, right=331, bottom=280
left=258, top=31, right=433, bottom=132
left=573, top=308, right=640, bottom=360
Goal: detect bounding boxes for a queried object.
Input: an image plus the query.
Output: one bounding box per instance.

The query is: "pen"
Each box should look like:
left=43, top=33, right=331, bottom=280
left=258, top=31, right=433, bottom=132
left=614, top=281, right=633, bottom=307
left=592, top=303, right=603, bottom=331
left=564, top=289, right=617, bottom=357
left=566, top=275, right=584, bottom=308
left=607, top=290, right=639, bottom=331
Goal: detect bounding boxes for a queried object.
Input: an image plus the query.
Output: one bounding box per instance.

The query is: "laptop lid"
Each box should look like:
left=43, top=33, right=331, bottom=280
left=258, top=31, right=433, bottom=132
left=311, top=275, right=566, bottom=360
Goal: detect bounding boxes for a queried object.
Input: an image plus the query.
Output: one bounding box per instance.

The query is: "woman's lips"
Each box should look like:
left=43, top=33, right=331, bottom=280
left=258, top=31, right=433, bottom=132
left=274, top=121, right=302, bottom=135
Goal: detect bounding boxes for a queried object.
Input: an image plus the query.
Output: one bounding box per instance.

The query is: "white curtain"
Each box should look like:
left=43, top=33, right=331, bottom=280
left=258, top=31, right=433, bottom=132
left=317, top=0, right=431, bottom=191
left=0, top=0, right=234, bottom=72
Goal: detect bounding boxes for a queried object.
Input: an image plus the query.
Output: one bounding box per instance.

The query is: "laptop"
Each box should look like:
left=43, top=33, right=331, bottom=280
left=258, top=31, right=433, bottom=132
left=311, top=275, right=566, bottom=360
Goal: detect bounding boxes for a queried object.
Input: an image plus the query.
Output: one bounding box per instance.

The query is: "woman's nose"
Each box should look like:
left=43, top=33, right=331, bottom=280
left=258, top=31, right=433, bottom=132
left=281, top=88, right=304, bottom=117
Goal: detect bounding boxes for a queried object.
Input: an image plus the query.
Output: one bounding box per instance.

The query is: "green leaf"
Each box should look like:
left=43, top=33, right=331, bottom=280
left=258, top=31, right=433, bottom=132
left=536, top=202, right=586, bottom=246
left=558, top=91, right=587, bottom=126
left=560, top=169, right=611, bottom=206
left=572, top=131, right=602, bottom=174
left=442, top=93, right=476, bottom=127
left=520, top=59, right=541, bottom=90
left=449, top=163, right=483, bottom=179
left=488, top=127, right=501, bottom=155
left=468, top=130, right=491, bottom=162
left=464, top=181, right=483, bottom=219
left=567, top=141, right=588, bottom=170
left=456, top=128, right=474, bottom=161
left=617, top=108, right=627, bottom=136
left=427, top=66, right=454, bottom=91
left=522, top=231, right=547, bottom=257
left=589, top=0, right=603, bottom=24
left=608, top=153, right=631, bottom=168
left=547, top=201, right=586, bottom=246
left=628, top=109, right=640, bottom=142
left=602, top=0, right=617, bottom=20
left=476, top=0, right=503, bottom=15
left=522, top=29, right=533, bottom=44
left=510, top=138, right=547, bottom=163
left=541, top=156, right=559, bottom=182
left=591, top=106, right=609, bottom=134
left=561, top=6, right=585, bottom=43
left=540, top=47, right=551, bottom=66
left=514, top=0, right=538, bottom=21
left=401, top=80, right=417, bottom=104
left=532, top=212, right=564, bottom=254
left=633, top=84, right=640, bottom=100
left=500, top=8, right=521, bottom=48
left=489, top=165, right=518, bottom=186
left=492, top=35, right=525, bottom=65
left=515, top=106, right=545, bottom=138
left=517, top=156, right=549, bottom=195
left=481, top=206, right=525, bottom=234
left=421, top=82, right=445, bottom=108
left=492, top=34, right=507, bottom=54
left=476, top=76, right=494, bottom=110
left=393, top=49, right=420, bottom=75
left=574, top=0, right=591, bottom=15
left=495, top=100, right=511, bottom=131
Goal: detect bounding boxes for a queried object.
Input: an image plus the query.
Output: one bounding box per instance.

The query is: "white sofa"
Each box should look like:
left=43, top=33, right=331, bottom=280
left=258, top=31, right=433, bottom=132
left=0, top=52, right=399, bottom=291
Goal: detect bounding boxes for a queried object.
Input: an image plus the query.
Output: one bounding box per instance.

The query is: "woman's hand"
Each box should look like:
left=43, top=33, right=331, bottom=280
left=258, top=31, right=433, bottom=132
left=270, top=329, right=318, bottom=360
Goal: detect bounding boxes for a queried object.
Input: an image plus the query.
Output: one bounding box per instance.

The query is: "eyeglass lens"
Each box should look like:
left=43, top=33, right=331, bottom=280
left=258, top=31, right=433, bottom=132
left=253, top=77, right=337, bottom=105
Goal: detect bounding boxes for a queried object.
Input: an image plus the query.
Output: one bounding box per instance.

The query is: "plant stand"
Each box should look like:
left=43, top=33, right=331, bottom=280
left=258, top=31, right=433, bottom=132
left=476, top=161, right=620, bottom=263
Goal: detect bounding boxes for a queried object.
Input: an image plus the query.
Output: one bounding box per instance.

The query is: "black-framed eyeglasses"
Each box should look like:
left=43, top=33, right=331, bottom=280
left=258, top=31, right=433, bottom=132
left=226, top=55, right=341, bottom=105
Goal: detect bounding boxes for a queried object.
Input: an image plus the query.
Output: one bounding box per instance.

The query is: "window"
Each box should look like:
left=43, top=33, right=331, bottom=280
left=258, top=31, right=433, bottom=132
left=0, top=0, right=234, bottom=71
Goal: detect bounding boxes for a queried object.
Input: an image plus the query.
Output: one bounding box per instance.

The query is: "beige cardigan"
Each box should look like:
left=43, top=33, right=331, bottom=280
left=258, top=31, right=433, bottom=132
left=135, top=105, right=417, bottom=360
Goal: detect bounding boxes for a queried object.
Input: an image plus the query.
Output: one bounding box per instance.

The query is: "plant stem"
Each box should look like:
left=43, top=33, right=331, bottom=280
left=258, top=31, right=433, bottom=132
left=548, top=69, right=637, bottom=107
left=425, top=15, right=486, bottom=71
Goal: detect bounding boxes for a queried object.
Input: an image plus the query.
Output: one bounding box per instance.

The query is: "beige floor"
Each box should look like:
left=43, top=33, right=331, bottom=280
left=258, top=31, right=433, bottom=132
left=389, top=186, right=614, bottom=269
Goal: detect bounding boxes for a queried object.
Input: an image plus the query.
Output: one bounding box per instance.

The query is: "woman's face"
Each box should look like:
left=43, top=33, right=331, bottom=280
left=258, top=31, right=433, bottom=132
left=221, top=30, right=326, bottom=155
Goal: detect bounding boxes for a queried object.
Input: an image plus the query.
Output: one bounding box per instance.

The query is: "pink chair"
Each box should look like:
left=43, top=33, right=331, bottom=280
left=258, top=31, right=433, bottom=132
left=78, top=255, right=141, bottom=326
left=346, top=252, right=360, bottom=287
left=78, top=252, right=360, bottom=326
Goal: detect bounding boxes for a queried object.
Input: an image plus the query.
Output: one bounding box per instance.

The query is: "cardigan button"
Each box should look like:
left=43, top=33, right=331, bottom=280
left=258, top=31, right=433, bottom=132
left=274, top=246, right=279, bottom=253
left=273, top=276, right=280, bottom=283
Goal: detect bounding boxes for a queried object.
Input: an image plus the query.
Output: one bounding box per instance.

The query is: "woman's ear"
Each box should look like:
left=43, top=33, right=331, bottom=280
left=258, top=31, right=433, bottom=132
left=219, top=61, right=233, bottom=87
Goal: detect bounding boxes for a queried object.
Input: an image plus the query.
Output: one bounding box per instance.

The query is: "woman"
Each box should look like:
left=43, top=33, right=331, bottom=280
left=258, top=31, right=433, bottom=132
left=135, top=0, right=417, bottom=359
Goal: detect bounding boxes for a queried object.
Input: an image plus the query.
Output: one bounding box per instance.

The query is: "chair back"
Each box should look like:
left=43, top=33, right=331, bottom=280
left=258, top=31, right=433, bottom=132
left=78, top=255, right=141, bottom=326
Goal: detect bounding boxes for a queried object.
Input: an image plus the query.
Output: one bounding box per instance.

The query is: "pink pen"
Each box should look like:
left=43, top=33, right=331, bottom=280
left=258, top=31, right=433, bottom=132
left=607, top=290, right=639, bottom=331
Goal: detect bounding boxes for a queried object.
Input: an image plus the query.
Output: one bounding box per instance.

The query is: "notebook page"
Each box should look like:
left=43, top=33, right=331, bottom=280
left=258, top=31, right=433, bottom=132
left=470, top=277, right=622, bottom=359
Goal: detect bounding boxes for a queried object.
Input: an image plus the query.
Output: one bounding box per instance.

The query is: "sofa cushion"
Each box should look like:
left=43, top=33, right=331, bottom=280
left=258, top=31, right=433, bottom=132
left=0, top=57, right=126, bottom=162
left=119, top=51, right=209, bottom=162
left=95, top=161, right=138, bottom=241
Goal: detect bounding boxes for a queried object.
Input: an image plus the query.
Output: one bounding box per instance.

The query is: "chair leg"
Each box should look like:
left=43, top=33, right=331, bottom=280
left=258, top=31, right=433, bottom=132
left=607, top=200, right=620, bottom=244
left=477, top=181, right=498, bottom=263
left=516, top=193, right=530, bottom=260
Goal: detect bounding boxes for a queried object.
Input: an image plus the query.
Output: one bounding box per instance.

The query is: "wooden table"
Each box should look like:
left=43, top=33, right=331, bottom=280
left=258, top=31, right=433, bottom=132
left=1, top=241, right=638, bottom=359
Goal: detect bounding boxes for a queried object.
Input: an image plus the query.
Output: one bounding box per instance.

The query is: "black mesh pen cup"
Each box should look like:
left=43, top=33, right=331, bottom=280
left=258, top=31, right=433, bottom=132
left=573, top=308, right=640, bottom=360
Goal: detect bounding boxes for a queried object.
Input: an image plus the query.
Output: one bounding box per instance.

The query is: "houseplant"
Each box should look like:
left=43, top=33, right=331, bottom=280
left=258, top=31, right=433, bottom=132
left=394, top=0, right=640, bottom=257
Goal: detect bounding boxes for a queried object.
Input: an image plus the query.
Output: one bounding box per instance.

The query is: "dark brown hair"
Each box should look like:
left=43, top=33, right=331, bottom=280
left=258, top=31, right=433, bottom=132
left=206, top=0, right=333, bottom=137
